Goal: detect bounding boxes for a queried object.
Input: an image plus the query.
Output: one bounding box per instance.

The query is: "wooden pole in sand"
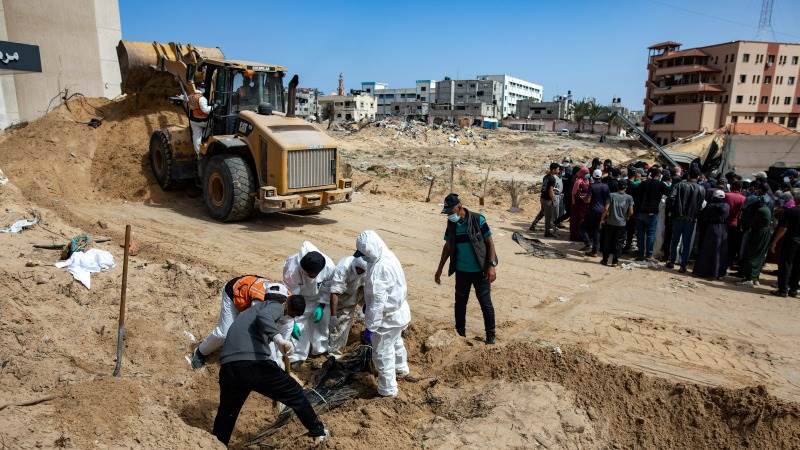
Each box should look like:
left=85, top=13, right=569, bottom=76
left=113, top=225, right=131, bottom=377
left=449, top=160, right=455, bottom=193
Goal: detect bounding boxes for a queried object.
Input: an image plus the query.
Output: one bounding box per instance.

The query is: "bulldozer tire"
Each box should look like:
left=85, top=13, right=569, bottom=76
left=149, top=130, right=174, bottom=190
left=203, top=154, right=255, bottom=222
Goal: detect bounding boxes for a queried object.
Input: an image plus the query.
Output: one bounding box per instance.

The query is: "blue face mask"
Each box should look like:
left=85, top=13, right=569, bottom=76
left=448, top=213, right=460, bottom=223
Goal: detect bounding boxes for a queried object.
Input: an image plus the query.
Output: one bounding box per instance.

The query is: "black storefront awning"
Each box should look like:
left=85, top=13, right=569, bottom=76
left=0, top=40, right=41, bottom=74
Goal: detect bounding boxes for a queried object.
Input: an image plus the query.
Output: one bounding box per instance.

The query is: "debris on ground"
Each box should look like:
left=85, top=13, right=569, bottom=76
left=512, top=232, right=567, bottom=258
left=0, top=217, right=39, bottom=233
left=54, top=248, right=115, bottom=289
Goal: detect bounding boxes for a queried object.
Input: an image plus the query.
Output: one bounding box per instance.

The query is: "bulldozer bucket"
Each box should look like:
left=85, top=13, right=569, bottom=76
left=117, top=40, right=224, bottom=95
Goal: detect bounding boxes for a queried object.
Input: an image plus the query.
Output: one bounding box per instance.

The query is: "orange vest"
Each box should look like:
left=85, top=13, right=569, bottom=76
left=232, top=276, right=269, bottom=311
left=187, top=92, right=209, bottom=120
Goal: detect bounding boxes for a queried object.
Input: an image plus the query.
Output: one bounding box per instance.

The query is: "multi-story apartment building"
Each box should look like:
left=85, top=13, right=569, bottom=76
left=517, top=93, right=573, bottom=120
left=294, top=87, right=318, bottom=119
left=477, top=74, right=543, bottom=118
left=318, top=92, right=376, bottom=122
left=361, top=80, right=436, bottom=119
left=429, top=78, right=502, bottom=122
left=645, top=40, right=800, bottom=144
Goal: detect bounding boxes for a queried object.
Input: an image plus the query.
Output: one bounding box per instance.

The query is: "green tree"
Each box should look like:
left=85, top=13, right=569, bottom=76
left=586, top=101, right=602, bottom=134
left=572, top=101, right=589, bottom=133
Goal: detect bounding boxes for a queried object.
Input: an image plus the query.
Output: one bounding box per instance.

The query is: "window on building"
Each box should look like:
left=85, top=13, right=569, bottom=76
left=768, top=116, right=774, bottom=122
left=793, top=56, right=799, bottom=65
left=456, top=83, right=463, bottom=87
left=743, top=53, right=750, bottom=62
left=731, top=115, right=738, bottom=123
left=755, top=116, right=764, bottom=123
left=786, top=97, right=792, bottom=105
left=773, top=96, right=779, bottom=105
left=726, top=74, right=732, bottom=83
left=723, top=95, right=728, bottom=103
left=753, top=75, right=758, bottom=83
left=740, top=74, right=747, bottom=83
left=736, top=95, right=743, bottom=104
left=420, top=86, right=426, bottom=91
left=790, top=76, right=796, bottom=85
left=730, top=54, right=734, bottom=62
left=768, top=55, right=775, bottom=64
left=765, top=75, right=772, bottom=84
left=336, top=113, right=342, bottom=118
left=761, top=96, right=768, bottom=104
left=780, top=55, right=787, bottom=64
left=789, top=117, right=798, bottom=128
left=779, top=116, right=786, bottom=125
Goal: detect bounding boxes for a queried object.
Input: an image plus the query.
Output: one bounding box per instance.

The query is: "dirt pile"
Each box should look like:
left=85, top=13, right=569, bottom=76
left=0, top=95, right=185, bottom=213
left=444, top=342, right=800, bottom=449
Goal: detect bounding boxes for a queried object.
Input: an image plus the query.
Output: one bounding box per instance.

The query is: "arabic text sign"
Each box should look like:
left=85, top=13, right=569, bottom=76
left=0, top=40, right=41, bottom=73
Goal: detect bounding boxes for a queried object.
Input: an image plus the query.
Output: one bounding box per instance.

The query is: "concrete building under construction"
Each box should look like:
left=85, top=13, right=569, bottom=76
left=645, top=40, right=800, bottom=145
left=429, top=78, right=501, bottom=123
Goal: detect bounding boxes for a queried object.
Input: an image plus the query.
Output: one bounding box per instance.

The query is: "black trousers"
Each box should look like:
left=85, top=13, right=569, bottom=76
left=728, top=225, right=743, bottom=265
left=601, top=224, right=626, bottom=263
left=212, top=360, right=325, bottom=445
left=625, top=214, right=637, bottom=249
left=777, top=238, right=800, bottom=293
left=454, top=271, right=495, bottom=338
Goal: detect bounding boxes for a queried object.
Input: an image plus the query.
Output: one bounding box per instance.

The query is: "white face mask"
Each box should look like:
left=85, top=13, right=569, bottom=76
left=448, top=213, right=460, bottom=223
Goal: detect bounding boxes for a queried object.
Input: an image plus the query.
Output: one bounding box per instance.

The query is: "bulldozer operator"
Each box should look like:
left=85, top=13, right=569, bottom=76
left=186, top=84, right=211, bottom=157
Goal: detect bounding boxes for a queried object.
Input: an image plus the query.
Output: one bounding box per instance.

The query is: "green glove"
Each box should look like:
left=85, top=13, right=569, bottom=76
left=291, top=322, right=301, bottom=340
left=313, top=304, right=325, bottom=323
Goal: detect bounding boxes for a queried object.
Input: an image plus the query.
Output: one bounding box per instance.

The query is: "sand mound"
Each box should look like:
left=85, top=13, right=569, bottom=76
left=0, top=95, right=186, bottom=213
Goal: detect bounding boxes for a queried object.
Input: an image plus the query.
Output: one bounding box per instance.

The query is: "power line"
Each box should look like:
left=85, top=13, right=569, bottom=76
left=648, top=0, right=800, bottom=40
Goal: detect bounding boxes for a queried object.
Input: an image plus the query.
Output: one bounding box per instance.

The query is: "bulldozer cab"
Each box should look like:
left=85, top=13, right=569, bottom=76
left=200, top=60, right=287, bottom=136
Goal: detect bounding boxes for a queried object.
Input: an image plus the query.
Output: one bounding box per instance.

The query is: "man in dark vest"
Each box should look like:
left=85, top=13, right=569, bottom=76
left=434, top=193, right=498, bottom=344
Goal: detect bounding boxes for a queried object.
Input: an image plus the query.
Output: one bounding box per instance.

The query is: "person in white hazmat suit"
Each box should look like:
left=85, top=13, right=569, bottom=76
left=355, top=230, right=411, bottom=397
left=283, top=241, right=336, bottom=363
left=325, top=255, right=368, bottom=358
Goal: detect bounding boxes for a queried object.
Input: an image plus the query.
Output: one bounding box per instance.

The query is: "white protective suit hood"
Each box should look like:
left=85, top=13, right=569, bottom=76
left=355, top=231, right=410, bottom=330
left=327, top=256, right=366, bottom=303
left=282, top=241, right=336, bottom=303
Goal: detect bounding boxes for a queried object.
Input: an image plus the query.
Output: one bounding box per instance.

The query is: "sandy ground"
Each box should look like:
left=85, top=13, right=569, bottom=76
left=1, top=98, right=799, bottom=449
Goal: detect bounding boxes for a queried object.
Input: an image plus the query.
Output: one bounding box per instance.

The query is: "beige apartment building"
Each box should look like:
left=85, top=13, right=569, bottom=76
left=644, top=40, right=800, bottom=144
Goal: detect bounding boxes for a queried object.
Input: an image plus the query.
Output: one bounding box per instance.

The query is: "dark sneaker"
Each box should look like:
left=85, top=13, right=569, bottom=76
left=485, top=335, right=496, bottom=345
left=679, top=266, right=687, bottom=273
left=789, top=291, right=798, bottom=298
left=311, top=428, right=330, bottom=443
left=190, top=348, right=206, bottom=369
left=600, top=259, right=608, bottom=266
left=665, top=261, right=675, bottom=269
left=771, top=290, right=788, bottom=298
left=635, top=256, right=645, bottom=262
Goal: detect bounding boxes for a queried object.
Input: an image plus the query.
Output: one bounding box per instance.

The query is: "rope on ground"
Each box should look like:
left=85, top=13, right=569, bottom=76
left=512, top=232, right=567, bottom=259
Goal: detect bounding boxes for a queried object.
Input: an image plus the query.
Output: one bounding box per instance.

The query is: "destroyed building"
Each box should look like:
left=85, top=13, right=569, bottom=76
left=429, top=78, right=501, bottom=123
left=318, top=91, right=376, bottom=122
left=517, top=93, right=574, bottom=120
left=361, top=80, right=436, bottom=120
left=477, top=74, right=543, bottom=118
left=294, top=87, right=319, bottom=119
left=645, top=40, right=800, bottom=145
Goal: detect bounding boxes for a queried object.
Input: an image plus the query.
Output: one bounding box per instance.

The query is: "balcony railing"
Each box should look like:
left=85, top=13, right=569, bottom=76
left=651, top=83, right=724, bottom=96
left=653, top=64, right=720, bottom=77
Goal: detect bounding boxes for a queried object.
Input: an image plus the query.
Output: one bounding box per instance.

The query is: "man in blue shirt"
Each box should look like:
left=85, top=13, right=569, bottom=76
left=435, top=194, right=498, bottom=344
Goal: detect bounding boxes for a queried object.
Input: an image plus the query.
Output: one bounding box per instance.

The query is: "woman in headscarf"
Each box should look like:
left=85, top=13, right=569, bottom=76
left=738, top=183, right=773, bottom=286
left=570, top=166, right=591, bottom=242
left=693, top=190, right=730, bottom=279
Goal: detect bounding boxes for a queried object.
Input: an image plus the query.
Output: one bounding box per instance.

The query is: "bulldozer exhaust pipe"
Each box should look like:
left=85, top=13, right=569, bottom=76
left=286, top=74, right=298, bottom=118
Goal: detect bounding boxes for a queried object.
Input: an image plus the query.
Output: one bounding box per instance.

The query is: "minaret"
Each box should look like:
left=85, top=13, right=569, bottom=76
left=337, top=73, right=345, bottom=96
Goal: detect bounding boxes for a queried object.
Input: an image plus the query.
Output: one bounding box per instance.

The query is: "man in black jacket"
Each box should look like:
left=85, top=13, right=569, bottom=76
left=666, top=168, right=706, bottom=272
left=435, top=193, right=498, bottom=344
left=635, top=167, right=670, bottom=261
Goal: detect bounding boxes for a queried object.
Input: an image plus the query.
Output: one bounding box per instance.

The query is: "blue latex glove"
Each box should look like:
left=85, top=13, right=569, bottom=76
left=291, top=322, right=301, bottom=340
left=361, top=329, right=373, bottom=345
left=313, top=304, right=325, bottom=323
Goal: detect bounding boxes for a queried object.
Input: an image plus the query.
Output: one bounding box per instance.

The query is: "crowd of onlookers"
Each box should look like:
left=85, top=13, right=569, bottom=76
left=530, top=157, right=800, bottom=297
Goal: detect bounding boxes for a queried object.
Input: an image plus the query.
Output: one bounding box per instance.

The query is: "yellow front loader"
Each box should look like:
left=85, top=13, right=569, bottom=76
left=117, top=40, right=352, bottom=221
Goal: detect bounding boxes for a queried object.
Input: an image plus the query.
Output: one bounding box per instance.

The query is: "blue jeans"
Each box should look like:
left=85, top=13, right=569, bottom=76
left=669, top=218, right=696, bottom=267
left=636, top=213, right=658, bottom=258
